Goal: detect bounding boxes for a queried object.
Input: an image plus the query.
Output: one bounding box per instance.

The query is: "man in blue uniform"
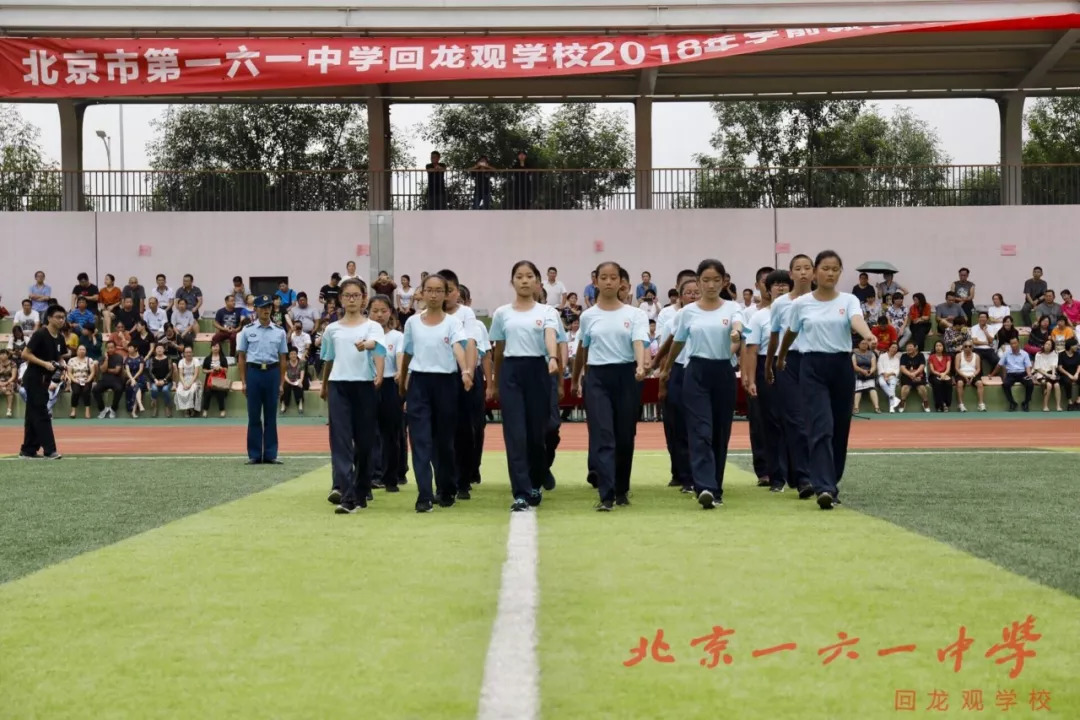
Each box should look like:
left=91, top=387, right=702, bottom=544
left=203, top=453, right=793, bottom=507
left=238, top=295, right=289, bottom=464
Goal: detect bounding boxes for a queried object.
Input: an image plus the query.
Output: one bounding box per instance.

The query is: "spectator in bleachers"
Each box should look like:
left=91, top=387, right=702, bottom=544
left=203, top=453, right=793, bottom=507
left=426, top=151, right=448, bottom=210
left=151, top=274, right=174, bottom=314
left=851, top=272, right=876, bottom=305
left=65, top=344, right=95, bottom=419
left=143, top=296, right=168, bottom=340
left=67, top=297, right=95, bottom=331
left=583, top=270, right=598, bottom=309
left=720, top=273, right=737, bottom=301
left=852, top=338, right=880, bottom=414
left=28, top=271, right=52, bottom=314
left=1052, top=316, right=1075, bottom=352
left=130, top=319, right=152, bottom=360
left=885, top=293, right=910, bottom=347
left=1026, top=316, right=1052, bottom=358
left=287, top=293, right=320, bottom=335
left=275, top=280, right=297, bottom=312
left=899, top=341, right=931, bottom=413
left=93, top=340, right=125, bottom=418
left=175, top=274, right=204, bottom=320
left=8, top=326, right=27, bottom=367
left=124, top=342, right=147, bottom=418
left=241, top=294, right=257, bottom=325
left=70, top=272, right=100, bottom=315
left=935, top=291, right=965, bottom=333
left=942, top=314, right=970, bottom=355
left=0, top=349, right=15, bottom=418
left=871, top=315, right=897, bottom=351
left=395, top=275, right=415, bottom=326
left=288, top=321, right=312, bottom=364
left=950, top=268, right=976, bottom=323
left=1033, top=339, right=1062, bottom=412
left=319, top=272, right=342, bottom=311
left=1035, top=289, right=1062, bottom=326
left=270, top=295, right=287, bottom=327
left=1061, top=289, right=1080, bottom=327
left=954, top=341, right=986, bottom=412
left=372, top=271, right=396, bottom=298
left=343, top=260, right=362, bottom=284
left=928, top=341, right=954, bottom=412
left=99, top=274, right=122, bottom=333
left=876, top=271, right=907, bottom=300
left=174, top=346, right=202, bottom=417
left=212, top=295, right=243, bottom=357
left=63, top=323, right=79, bottom=355
left=635, top=271, right=657, bottom=303
left=908, top=293, right=933, bottom=351
left=997, top=337, right=1035, bottom=412
left=638, top=290, right=660, bottom=322
left=231, top=276, right=248, bottom=307
left=561, top=293, right=583, bottom=328
left=79, top=322, right=102, bottom=362
left=280, top=348, right=306, bottom=415
left=171, top=298, right=197, bottom=347
left=877, top=342, right=902, bottom=412
left=862, top=292, right=884, bottom=327
left=13, top=299, right=39, bottom=335
left=113, top=296, right=140, bottom=337
left=147, top=343, right=175, bottom=418
left=160, top=324, right=184, bottom=363
left=321, top=298, right=342, bottom=327
left=970, top=311, right=998, bottom=374
left=1021, top=266, right=1047, bottom=327
left=987, top=293, right=1010, bottom=337
left=109, top=322, right=130, bottom=358
left=543, top=267, right=567, bottom=308
left=469, top=155, right=496, bottom=209
left=1058, top=338, right=1080, bottom=410
left=123, top=276, right=146, bottom=312
left=201, top=342, right=230, bottom=418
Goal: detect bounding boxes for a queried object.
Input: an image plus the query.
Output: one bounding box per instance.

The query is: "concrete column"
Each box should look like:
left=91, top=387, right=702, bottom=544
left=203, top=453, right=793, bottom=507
left=367, top=95, right=391, bottom=211
left=998, top=93, right=1025, bottom=206
left=634, top=97, right=653, bottom=210
left=57, top=100, right=86, bottom=211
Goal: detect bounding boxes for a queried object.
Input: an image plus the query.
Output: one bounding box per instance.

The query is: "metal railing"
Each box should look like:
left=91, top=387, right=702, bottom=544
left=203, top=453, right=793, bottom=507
left=2, top=165, right=1080, bottom=212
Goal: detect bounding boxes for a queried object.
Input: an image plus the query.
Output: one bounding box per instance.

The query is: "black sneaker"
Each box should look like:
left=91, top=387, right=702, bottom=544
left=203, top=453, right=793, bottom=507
left=335, top=502, right=360, bottom=514
left=667, top=478, right=682, bottom=487
left=798, top=485, right=815, bottom=500
left=365, top=491, right=374, bottom=502
left=438, top=496, right=456, bottom=508
left=595, top=500, right=613, bottom=512
left=44, top=452, right=63, bottom=460
left=327, top=489, right=342, bottom=504
left=542, top=472, right=556, bottom=491
left=527, top=489, right=542, bottom=507
left=586, top=472, right=598, bottom=488
left=769, top=486, right=786, bottom=493
left=511, top=497, right=529, bottom=512
left=698, top=489, right=717, bottom=509
left=680, top=485, right=695, bottom=494
left=457, top=487, right=471, bottom=500
left=1021, top=402, right=1030, bottom=412
left=385, top=484, right=400, bottom=493
left=756, top=478, right=770, bottom=487
left=471, top=476, right=481, bottom=485
left=371, top=480, right=385, bottom=490
left=817, top=492, right=835, bottom=510
left=416, top=501, right=434, bottom=513
left=615, top=493, right=630, bottom=506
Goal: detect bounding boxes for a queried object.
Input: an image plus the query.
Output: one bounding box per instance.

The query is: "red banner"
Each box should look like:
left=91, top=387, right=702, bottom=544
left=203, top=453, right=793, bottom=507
left=1, top=15, right=1079, bottom=99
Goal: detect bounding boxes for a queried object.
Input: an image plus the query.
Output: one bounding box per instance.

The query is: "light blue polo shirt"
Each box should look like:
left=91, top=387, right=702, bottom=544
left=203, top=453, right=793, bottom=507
left=658, top=305, right=689, bottom=367
left=237, top=320, right=288, bottom=365
left=998, top=348, right=1032, bottom=374
left=789, top=292, right=863, bottom=354
left=403, top=314, right=468, bottom=373
left=382, top=329, right=404, bottom=378
left=319, top=319, right=386, bottom=382
left=468, top=319, right=491, bottom=358
left=770, top=293, right=802, bottom=352
left=673, top=301, right=742, bottom=361
left=489, top=303, right=559, bottom=357
left=579, top=304, right=649, bottom=366
left=745, top=306, right=772, bottom=356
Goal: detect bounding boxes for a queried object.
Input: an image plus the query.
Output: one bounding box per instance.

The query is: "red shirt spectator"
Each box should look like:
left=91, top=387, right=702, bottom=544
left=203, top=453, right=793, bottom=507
left=871, top=322, right=897, bottom=350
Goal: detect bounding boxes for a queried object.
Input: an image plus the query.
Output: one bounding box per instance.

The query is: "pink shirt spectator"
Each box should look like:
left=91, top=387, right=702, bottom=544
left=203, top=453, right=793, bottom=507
left=1061, top=299, right=1080, bottom=326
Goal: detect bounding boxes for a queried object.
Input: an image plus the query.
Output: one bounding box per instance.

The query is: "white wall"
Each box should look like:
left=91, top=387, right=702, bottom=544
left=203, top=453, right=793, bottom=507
left=0, top=213, right=97, bottom=309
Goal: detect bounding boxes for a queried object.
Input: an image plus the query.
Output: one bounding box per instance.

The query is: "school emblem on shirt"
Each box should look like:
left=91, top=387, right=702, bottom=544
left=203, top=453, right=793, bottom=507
left=623, top=321, right=631, bottom=329
left=387, top=344, right=395, bottom=353
left=443, top=336, right=450, bottom=344
left=722, top=319, right=729, bottom=326
left=839, top=308, right=847, bottom=316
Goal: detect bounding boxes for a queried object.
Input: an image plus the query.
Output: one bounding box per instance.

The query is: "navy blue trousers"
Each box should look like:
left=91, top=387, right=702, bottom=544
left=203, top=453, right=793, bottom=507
left=372, top=379, right=404, bottom=487
left=663, top=363, right=692, bottom=488
left=499, top=357, right=550, bottom=499
left=452, top=367, right=486, bottom=489
left=545, top=373, right=561, bottom=476
left=747, top=366, right=769, bottom=480
left=799, top=352, right=855, bottom=499
left=328, top=380, right=376, bottom=504
left=584, top=363, right=638, bottom=503
left=246, top=365, right=280, bottom=462
left=755, top=361, right=787, bottom=490
left=776, top=352, right=811, bottom=490
left=407, top=372, right=458, bottom=505
left=682, top=358, right=736, bottom=497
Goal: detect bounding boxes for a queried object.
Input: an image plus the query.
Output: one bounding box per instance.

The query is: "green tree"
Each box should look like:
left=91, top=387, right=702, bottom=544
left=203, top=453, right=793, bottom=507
left=0, top=106, right=63, bottom=211
left=1020, top=97, right=1080, bottom=204
left=420, top=103, right=633, bottom=210
left=685, top=101, right=952, bottom=208
left=147, top=104, right=410, bottom=211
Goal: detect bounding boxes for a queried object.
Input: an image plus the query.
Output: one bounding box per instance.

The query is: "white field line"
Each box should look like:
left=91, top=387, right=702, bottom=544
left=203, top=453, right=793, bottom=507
left=477, top=511, right=540, bottom=720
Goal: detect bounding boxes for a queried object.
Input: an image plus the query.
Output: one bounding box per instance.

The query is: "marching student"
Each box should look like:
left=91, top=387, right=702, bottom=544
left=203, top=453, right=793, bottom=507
left=655, top=274, right=700, bottom=494
left=458, top=284, right=492, bottom=494
left=319, top=278, right=386, bottom=514
left=744, top=266, right=775, bottom=487
left=743, top=269, right=791, bottom=493
left=489, top=261, right=561, bottom=511
left=572, top=261, right=649, bottom=511
left=536, top=283, right=569, bottom=494
left=765, top=254, right=816, bottom=497
left=400, top=274, right=473, bottom=513
left=367, top=295, right=405, bottom=493
left=777, top=250, right=877, bottom=510
left=662, top=259, right=744, bottom=510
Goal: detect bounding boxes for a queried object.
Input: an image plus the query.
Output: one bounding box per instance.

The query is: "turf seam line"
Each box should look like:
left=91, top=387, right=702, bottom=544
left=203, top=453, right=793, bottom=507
left=477, top=511, right=539, bottom=720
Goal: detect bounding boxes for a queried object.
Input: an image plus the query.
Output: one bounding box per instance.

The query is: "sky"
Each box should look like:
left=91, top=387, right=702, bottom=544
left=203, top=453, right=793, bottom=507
left=13, top=98, right=1006, bottom=172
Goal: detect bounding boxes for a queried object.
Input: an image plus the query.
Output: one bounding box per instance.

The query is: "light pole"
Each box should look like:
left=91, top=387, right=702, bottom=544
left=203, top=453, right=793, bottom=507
left=96, top=130, right=112, bottom=211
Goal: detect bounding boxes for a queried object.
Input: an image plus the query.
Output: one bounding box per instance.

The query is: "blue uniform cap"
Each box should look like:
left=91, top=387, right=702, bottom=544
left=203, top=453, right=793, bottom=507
left=254, top=295, right=273, bottom=308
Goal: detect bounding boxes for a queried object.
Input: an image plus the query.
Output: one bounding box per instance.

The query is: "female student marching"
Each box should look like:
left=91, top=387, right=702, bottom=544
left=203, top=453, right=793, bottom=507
left=367, top=294, right=405, bottom=492
left=537, top=284, right=569, bottom=494
left=318, top=278, right=387, bottom=514
left=655, top=275, right=700, bottom=494
left=765, top=254, right=816, bottom=498
left=400, top=274, right=473, bottom=513
left=777, top=250, right=877, bottom=510
left=571, top=261, right=649, bottom=511
left=661, top=259, right=744, bottom=510
left=488, top=261, right=561, bottom=512
left=457, top=284, right=493, bottom=494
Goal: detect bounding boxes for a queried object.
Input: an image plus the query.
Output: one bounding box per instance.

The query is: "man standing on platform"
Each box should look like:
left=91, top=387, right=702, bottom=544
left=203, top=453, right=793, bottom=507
left=238, top=295, right=288, bottom=465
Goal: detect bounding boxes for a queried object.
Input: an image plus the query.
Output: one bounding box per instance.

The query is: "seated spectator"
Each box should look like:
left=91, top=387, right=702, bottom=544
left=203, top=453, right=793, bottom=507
left=321, top=298, right=342, bottom=326
left=288, top=322, right=312, bottom=364
left=130, top=319, right=153, bottom=360
left=852, top=272, right=876, bottom=304
left=876, top=271, right=907, bottom=301
left=270, top=295, right=287, bottom=326
left=899, top=342, right=931, bottom=412
left=8, top=326, right=27, bottom=367
left=175, top=274, right=203, bottom=319
left=639, top=290, right=660, bottom=322
left=885, top=293, right=910, bottom=348
left=174, top=345, right=202, bottom=418
left=113, top=296, right=141, bottom=336
left=1034, top=289, right=1062, bottom=326
left=160, top=324, right=184, bottom=363
left=212, top=295, right=243, bottom=357
left=954, top=341, right=986, bottom=412
left=636, top=271, right=658, bottom=303
left=287, top=292, right=320, bottom=335
left=0, top=349, right=15, bottom=418
left=151, top=274, right=175, bottom=314
left=319, top=272, right=342, bottom=310
left=171, top=298, right=197, bottom=347
left=241, top=294, right=257, bottom=326
left=13, top=299, right=39, bottom=335
left=227, top=276, right=246, bottom=307
left=1051, top=316, right=1075, bottom=352
left=561, top=293, right=583, bottom=327
left=995, top=316, right=1019, bottom=356
left=1032, top=339, right=1061, bottom=412
left=927, top=341, right=954, bottom=412
left=99, top=274, right=122, bottom=333
left=65, top=344, right=95, bottom=419
left=987, top=293, right=1010, bottom=337
left=852, top=338, right=880, bottom=413
left=862, top=293, right=884, bottom=327
left=877, top=342, right=902, bottom=412
left=67, top=297, right=95, bottom=330
left=935, top=291, right=965, bottom=333
left=870, top=315, right=897, bottom=352
left=1025, top=316, right=1052, bottom=358
left=147, top=343, right=175, bottom=418
left=124, top=343, right=148, bottom=418
left=108, top=322, right=130, bottom=357
left=63, top=323, right=80, bottom=355
left=70, top=272, right=100, bottom=314
left=143, top=297, right=169, bottom=340
left=93, top=340, right=125, bottom=418
left=996, top=337, right=1035, bottom=412
left=1061, top=289, right=1080, bottom=327
left=280, top=348, right=307, bottom=415
left=372, top=270, right=396, bottom=298
left=275, top=280, right=297, bottom=311
left=942, top=314, right=970, bottom=355
left=908, top=293, right=932, bottom=351
left=1058, top=338, right=1080, bottom=411
left=1021, top=266, right=1047, bottom=326
left=950, top=267, right=976, bottom=323
left=122, top=276, right=146, bottom=312
left=969, top=311, right=998, bottom=373
left=202, top=342, right=230, bottom=418
left=79, top=322, right=103, bottom=362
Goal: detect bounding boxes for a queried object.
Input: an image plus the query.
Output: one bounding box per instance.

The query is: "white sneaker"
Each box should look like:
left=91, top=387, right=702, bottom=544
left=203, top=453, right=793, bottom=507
left=97, top=409, right=109, bottom=419
left=959, top=404, right=967, bottom=413
left=898, top=406, right=905, bottom=413
left=107, top=408, right=117, bottom=419
left=978, top=403, right=986, bottom=412
left=924, top=405, right=931, bottom=413
left=889, top=396, right=900, bottom=411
